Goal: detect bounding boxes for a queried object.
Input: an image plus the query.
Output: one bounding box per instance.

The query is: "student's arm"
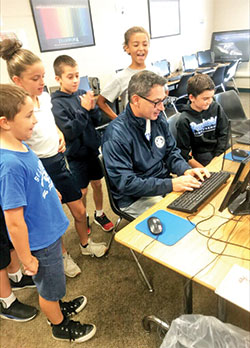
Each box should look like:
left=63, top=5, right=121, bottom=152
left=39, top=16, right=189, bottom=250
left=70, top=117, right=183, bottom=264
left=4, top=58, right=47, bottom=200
left=214, top=104, right=229, bottom=156
left=56, top=126, right=66, bottom=153
left=4, top=207, right=39, bottom=276
left=52, top=102, right=89, bottom=141
left=97, top=95, right=118, bottom=120
left=188, top=158, right=204, bottom=168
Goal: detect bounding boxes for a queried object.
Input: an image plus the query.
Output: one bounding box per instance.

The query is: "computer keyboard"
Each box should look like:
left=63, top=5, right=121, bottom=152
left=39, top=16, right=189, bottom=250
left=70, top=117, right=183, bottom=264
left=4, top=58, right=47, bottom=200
left=167, top=171, right=230, bottom=213
left=168, top=75, right=181, bottom=82
left=236, top=130, right=250, bottom=145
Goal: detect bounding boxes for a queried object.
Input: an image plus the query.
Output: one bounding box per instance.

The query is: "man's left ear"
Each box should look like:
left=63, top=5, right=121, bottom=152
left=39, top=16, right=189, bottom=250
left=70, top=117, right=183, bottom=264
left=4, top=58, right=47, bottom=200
left=131, top=94, right=140, bottom=106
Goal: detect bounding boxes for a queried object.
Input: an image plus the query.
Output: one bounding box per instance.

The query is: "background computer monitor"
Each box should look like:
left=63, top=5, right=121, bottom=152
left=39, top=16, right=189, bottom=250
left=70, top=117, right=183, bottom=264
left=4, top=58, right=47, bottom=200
left=211, top=29, right=250, bottom=62
left=182, top=54, right=198, bottom=71
left=79, top=76, right=91, bottom=91
left=219, top=155, right=250, bottom=215
left=197, top=50, right=213, bottom=66
left=152, top=59, right=170, bottom=77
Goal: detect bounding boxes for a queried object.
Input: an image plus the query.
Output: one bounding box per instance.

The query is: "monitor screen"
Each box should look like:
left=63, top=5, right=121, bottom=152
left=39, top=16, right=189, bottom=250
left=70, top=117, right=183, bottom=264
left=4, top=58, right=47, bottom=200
left=29, top=0, right=95, bottom=52
left=219, top=155, right=250, bottom=215
left=182, top=54, right=198, bottom=71
left=197, top=50, right=213, bottom=66
left=211, top=30, right=250, bottom=62
left=152, top=59, right=170, bottom=77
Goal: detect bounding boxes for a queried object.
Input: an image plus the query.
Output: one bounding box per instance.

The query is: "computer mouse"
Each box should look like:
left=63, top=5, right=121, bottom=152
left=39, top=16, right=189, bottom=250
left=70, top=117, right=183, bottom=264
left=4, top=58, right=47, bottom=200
left=147, top=216, right=163, bottom=235
left=232, top=148, right=249, bottom=158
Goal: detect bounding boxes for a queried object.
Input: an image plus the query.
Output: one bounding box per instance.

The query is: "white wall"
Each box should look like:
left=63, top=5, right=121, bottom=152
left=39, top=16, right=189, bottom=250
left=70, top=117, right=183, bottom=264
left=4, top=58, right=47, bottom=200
left=0, top=0, right=248, bottom=89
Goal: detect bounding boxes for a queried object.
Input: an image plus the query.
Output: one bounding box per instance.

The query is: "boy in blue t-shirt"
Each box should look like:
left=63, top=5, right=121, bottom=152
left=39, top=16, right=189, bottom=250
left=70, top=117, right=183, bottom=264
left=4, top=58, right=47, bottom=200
left=0, top=84, right=96, bottom=343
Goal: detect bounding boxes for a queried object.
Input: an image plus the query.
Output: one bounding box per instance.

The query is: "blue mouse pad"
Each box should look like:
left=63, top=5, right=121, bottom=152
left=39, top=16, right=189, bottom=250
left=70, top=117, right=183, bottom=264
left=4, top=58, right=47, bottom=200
left=224, top=151, right=250, bottom=162
left=135, top=210, right=195, bottom=246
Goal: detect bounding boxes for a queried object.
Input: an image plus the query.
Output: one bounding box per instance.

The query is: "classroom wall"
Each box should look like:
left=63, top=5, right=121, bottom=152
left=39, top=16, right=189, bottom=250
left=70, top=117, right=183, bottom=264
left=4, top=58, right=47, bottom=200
left=0, top=0, right=249, bottom=89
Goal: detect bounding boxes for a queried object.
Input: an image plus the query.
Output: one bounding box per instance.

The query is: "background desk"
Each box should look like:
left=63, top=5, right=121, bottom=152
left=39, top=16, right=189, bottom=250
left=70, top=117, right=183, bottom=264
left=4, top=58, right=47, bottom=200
left=114, top=152, right=250, bottom=319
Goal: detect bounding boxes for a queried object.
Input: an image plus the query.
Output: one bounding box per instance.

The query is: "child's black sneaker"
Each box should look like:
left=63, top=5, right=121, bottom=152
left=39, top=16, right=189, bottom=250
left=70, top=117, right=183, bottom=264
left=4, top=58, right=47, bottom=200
left=10, top=275, right=36, bottom=291
left=60, top=295, right=87, bottom=318
left=94, top=212, right=114, bottom=232
left=0, top=299, right=38, bottom=322
left=52, top=317, right=96, bottom=343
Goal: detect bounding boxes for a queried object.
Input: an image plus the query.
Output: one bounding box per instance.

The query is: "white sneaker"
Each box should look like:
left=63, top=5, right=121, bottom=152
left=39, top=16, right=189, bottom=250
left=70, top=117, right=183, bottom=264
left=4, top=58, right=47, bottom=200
left=63, top=253, right=81, bottom=278
left=80, top=239, right=107, bottom=258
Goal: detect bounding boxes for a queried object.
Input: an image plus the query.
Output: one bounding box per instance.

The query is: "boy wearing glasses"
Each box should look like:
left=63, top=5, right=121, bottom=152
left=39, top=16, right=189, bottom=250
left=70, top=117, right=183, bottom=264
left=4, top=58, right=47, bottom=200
left=102, top=70, right=210, bottom=218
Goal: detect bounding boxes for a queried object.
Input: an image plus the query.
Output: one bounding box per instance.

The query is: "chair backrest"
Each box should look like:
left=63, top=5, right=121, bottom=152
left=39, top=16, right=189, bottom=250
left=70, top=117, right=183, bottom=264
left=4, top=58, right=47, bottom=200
left=174, top=73, right=194, bottom=98
left=98, top=155, right=134, bottom=222
left=214, top=90, right=247, bottom=121
left=211, top=65, right=227, bottom=88
left=167, top=112, right=181, bottom=140
left=224, top=59, right=241, bottom=83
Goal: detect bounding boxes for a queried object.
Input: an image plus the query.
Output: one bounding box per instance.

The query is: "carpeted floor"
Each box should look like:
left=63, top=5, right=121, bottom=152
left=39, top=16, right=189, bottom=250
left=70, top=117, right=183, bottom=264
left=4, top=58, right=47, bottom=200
left=0, top=92, right=249, bottom=348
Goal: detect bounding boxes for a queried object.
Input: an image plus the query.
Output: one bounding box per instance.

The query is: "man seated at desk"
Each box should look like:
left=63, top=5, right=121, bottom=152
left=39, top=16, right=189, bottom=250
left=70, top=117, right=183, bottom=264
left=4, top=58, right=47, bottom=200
left=102, top=70, right=210, bottom=218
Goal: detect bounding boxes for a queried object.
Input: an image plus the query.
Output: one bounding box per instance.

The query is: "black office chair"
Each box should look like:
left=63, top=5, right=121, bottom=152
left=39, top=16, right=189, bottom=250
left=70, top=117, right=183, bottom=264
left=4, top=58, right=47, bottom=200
left=223, top=59, right=241, bottom=94
left=169, top=73, right=194, bottom=112
left=98, top=155, right=153, bottom=292
left=167, top=112, right=181, bottom=140
left=211, top=66, right=227, bottom=93
left=214, top=90, right=248, bottom=135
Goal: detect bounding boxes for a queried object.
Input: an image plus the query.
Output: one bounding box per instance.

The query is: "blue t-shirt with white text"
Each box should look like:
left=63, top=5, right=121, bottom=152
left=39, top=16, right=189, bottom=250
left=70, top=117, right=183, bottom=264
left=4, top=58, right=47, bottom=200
left=0, top=144, right=69, bottom=250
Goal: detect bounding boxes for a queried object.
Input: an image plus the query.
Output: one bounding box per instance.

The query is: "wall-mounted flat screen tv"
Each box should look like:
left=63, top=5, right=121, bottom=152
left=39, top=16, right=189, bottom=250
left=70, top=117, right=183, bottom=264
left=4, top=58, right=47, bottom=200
left=211, top=29, right=250, bottom=62
left=29, top=0, right=95, bottom=52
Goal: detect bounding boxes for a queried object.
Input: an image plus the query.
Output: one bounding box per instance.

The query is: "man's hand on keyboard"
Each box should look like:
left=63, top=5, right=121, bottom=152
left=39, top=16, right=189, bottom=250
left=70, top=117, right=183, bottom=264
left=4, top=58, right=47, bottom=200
left=172, top=168, right=210, bottom=192
left=184, top=168, right=210, bottom=181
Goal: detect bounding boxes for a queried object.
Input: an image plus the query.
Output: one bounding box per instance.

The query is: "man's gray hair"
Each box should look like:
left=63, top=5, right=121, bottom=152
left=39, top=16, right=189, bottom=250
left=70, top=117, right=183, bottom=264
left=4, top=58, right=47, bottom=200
left=128, top=70, right=167, bottom=102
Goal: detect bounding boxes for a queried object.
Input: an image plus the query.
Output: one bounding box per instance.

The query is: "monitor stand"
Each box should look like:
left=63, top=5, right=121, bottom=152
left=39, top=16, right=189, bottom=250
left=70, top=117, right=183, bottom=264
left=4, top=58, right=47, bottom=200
left=229, top=188, right=250, bottom=215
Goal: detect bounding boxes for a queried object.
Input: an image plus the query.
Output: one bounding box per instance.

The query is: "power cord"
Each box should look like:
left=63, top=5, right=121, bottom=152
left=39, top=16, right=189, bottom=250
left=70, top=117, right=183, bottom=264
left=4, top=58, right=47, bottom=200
left=184, top=204, right=249, bottom=293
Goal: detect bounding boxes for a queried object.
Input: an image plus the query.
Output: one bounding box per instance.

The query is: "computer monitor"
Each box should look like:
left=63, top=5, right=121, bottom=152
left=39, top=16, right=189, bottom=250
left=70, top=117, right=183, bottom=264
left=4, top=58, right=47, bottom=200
left=197, top=50, right=213, bottom=66
left=219, top=155, right=250, bottom=215
left=211, top=29, right=250, bottom=62
left=152, top=59, right=170, bottom=77
left=182, top=54, right=198, bottom=71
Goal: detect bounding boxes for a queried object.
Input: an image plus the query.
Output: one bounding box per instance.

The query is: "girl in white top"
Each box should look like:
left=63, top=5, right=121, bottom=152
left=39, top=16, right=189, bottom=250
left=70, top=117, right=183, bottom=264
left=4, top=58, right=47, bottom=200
left=0, top=39, right=107, bottom=278
left=97, top=26, right=151, bottom=120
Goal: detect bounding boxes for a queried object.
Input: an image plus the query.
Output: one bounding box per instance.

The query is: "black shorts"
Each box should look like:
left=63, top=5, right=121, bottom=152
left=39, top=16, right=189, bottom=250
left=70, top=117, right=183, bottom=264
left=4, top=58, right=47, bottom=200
left=40, top=153, right=82, bottom=204
left=68, top=155, right=103, bottom=189
left=0, top=207, right=14, bottom=270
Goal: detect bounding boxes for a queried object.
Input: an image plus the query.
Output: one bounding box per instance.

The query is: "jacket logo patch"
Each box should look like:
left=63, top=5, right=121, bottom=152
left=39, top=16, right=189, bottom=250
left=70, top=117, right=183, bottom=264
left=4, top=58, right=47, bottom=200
left=155, top=136, right=165, bottom=148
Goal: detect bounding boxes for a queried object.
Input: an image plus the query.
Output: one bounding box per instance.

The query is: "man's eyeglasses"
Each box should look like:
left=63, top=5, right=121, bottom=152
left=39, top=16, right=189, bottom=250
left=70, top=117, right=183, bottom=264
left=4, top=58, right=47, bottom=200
left=138, top=95, right=167, bottom=108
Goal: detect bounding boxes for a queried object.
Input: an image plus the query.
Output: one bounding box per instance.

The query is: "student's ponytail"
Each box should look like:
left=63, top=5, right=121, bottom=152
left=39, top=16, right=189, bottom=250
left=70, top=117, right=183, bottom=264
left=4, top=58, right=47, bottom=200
left=0, top=38, right=40, bottom=79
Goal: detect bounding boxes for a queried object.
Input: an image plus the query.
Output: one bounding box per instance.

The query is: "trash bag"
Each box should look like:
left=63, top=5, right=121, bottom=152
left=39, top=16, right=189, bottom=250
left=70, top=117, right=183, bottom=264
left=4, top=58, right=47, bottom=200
left=160, top=314, right=250, bottom=348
